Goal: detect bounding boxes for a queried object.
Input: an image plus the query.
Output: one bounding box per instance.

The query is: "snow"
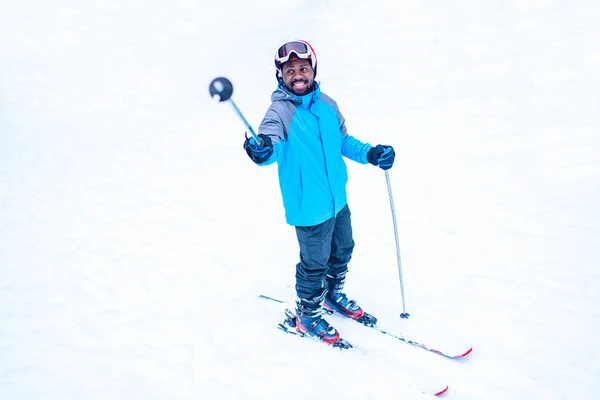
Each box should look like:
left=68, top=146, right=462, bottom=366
left=1, top=0, right=599, bottom=398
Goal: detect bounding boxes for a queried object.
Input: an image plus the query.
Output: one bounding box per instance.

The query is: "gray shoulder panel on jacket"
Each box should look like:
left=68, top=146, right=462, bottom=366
left=258, top=101, right=296, bottom=144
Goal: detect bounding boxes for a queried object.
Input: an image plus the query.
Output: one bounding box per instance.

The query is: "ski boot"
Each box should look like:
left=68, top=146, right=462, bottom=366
left=325, top=291, right=378, bottom=327
left=291, top=295, right=352, bottom=349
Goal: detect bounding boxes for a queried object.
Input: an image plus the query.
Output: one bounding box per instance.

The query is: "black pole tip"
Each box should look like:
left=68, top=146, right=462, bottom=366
left=400, top=313, right=410, bottom=319
left=209, top=77, right=233, bottom=102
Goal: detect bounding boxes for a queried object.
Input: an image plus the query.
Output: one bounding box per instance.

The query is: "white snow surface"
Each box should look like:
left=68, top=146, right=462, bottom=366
left=1, top=1, right=600, bottom=399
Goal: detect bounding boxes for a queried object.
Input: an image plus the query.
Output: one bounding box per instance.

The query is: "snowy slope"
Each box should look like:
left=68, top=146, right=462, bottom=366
left=1, top=1, right=600, bottom=399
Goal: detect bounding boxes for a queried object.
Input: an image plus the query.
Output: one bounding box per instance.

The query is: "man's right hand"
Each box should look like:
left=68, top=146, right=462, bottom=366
left=243, top=134, right=274, bottom=164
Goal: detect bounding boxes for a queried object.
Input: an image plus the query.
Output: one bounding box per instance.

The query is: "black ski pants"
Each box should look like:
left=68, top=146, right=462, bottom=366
left=294, top=204, right=355, bottom=302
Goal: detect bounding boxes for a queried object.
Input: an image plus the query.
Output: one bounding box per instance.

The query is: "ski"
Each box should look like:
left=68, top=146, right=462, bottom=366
left=327, top=306, right=473, bottom=359
left=272, top=303, right=449, bottom=397
left=260, top=294, right=472, bottom=359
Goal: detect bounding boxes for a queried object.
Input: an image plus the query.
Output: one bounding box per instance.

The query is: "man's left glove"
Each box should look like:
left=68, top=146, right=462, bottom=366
left=367, top=144, right=395, bottom=170
left=244, top=133, right=274, bottom=165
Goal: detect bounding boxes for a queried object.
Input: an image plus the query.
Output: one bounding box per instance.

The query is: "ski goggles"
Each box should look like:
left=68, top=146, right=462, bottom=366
left=274, top=41, right=315, bottom=68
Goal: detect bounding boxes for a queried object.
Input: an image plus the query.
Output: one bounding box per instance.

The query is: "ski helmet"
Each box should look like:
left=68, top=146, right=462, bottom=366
left=274, top=40, right=317, bottom=79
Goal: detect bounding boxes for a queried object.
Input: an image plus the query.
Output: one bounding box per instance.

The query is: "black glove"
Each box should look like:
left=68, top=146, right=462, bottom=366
left=243, top=133, right=274, bottom=164
left=367, top=145, right=395, bottom=170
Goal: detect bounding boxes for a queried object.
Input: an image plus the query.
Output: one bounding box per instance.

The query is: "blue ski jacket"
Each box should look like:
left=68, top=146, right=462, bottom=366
left=257, top=83, right=372, bottom=227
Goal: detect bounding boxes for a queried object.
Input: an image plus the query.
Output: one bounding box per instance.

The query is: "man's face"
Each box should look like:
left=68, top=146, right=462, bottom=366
left=281, top=58, right=314, bottom=96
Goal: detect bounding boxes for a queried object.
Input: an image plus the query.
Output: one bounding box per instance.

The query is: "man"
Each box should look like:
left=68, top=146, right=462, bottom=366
left=244, top=40, right=395, bottom=345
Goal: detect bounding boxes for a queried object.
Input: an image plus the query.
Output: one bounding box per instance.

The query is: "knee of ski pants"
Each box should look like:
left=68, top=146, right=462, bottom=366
left=330, top=205, right=355, bottom=263
left=295, top=217, right=336, bottom=268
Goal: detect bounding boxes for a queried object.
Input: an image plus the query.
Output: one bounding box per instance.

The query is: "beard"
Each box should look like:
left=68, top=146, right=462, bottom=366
left=287, top=79, right=314, bottom=96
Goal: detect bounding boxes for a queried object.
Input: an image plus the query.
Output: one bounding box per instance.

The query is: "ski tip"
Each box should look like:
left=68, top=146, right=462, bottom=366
left=434, top=385, right=449, bottom=397
left=453, top=346, right=473, bottom=358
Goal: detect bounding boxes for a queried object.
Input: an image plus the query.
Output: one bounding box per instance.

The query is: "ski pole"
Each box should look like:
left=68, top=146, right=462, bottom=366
left=385, top=170, right=410, bottom=319
left=209, top=76, right=263, bottom=147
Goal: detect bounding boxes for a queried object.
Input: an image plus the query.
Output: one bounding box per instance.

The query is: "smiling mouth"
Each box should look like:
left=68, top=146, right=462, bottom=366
left=292, top=80, right=308, bottom=88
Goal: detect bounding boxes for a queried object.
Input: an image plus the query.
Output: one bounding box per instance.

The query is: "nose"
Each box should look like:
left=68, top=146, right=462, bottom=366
left=292, top=70, right=305, bottom=80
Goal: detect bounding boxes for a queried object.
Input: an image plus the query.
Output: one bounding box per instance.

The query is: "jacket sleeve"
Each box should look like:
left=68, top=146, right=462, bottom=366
left=336, top=106, right=372, bottom=164
left=342, top=134, right=371, bottom=164
left=256, top=107, right=286, bottom=166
